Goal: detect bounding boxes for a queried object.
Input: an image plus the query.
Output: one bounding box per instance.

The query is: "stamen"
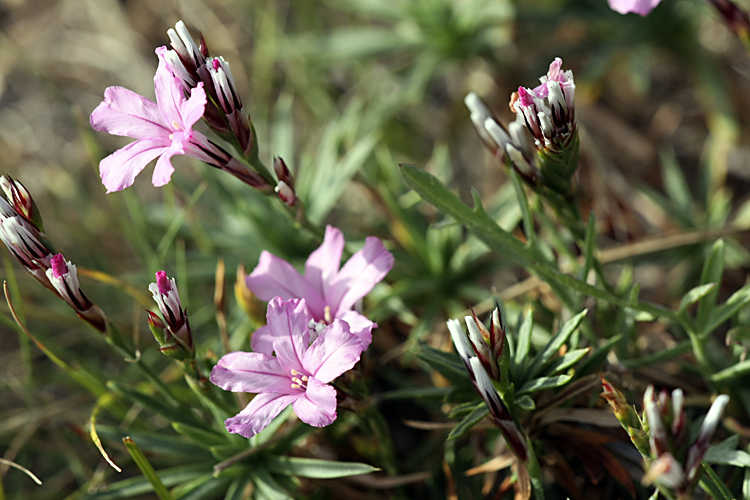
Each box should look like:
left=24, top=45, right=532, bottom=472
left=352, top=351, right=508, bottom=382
left=324, top=306, right=333, bottom=324
left=291, top=369, right=299, bottom=376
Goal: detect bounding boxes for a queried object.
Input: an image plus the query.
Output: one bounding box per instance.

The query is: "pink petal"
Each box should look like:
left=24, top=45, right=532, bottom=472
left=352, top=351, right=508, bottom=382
left=292, top=378, right=337, bottom=428
left=304, top=225, right=344, bottom=297
left=250, top=324, right=275, bottom=355
left=225, top=393, right=297, bottom=438
left=98, top=139, right=168, bottom=193
left=268, top=298, right=312, bottom=374
left=328, top=236, right=393, bottom=315
left=338, top=310, right=375, bottom=351
left=151, top=144, right=180, bottom=187
left=246, top=251, right=326, bottom=316
left=209, top=351, right=294, bottom=394
left=608, top=0, right=661, bottom=15
left=154, top=54, right=185, bottom=127
left=90, top=86, right=167, bottom=140
left=180, top=83, right=207, bottom=132
left=303, top=319, right=363, bottom=383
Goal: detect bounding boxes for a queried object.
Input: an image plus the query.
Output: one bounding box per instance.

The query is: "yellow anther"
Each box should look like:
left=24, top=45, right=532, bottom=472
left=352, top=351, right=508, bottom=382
left=324, top=306, right=333, bottom=324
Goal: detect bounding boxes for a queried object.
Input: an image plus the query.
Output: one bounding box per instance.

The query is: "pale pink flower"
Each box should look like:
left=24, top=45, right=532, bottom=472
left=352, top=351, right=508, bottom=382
left=210, top=297, right=364, bottom=437
left=246, top=226, right=393, bottom=355
left=608, top=0, right=662, bottom=15
left=90, top=49, right=208, bottom=193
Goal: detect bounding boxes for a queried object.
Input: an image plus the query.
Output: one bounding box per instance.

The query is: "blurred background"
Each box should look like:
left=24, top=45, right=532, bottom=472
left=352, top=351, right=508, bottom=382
left=2, top=0, right=750, bottom=498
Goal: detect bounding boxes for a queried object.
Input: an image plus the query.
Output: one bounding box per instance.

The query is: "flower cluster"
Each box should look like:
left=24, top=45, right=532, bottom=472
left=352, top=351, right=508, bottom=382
left=90, top=20, right=299, bottom=203
left=448, top=309, right=528, bottom=462
left=601, top=378, right=730, bottom=498
left=0, top=176, right=107, bottom=332
left=466, top=57, right=579, bottom=196
left=210, top=227, right=393, bottom=437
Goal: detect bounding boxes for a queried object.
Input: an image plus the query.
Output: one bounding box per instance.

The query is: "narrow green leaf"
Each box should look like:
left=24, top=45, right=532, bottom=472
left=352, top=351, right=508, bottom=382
left=581, top=211, right=597, bottom=281
left=679, top=283, right=717, bottom=312
left=80, top=464, right=207, bottom=499
left=577, top=334, right=622, bottom=376
left=400, top=164, right=529, bottom=265
left=621, top=340, right=691, bottom=369
left=699, top=463, right=734, bottom=500
left=171, top=473, right=230, bottom=500
left=250, top=467, right=293, bottom=500
left=517, top=374, right=573, bottom=395
left=171, top=423, right=228, bottom=448
left=265, top=457, right=379, bottom=479
left=515, top=394, right=536, bottom=411
left=704, top=283, right=750, bottom=336
left=448, top=401, right=484, bottom=419
left=447, top=404, right=489, bottom=440
left=513, top=309, right=534, bottom=379
left=704, top=448, right=750, bottom=468
left=509, top=169, right=536, bottom=249
left=97, top=426, right=212, bottom=459
left=224, top=478, right=248, bottom=500
left=107, top=382, right=203, bottom=428
left=416, top=345, right=470, bottom=386
left=545, top=348, right=590, bottom=375
left=381, top=387, right=453, bottom=401
left=661, top=148, right=693, bottom=215
left=526, top=310, right=588, bottom=379
left=122, top=437, right=174, bottom=500
left=697, top=239, right=725, bottom=329
left=710, top=358, right=750, bottom=383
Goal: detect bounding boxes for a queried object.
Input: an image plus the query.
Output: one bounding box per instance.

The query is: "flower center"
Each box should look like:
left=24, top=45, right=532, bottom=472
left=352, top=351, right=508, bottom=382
left=290, top=369, right=309, bottom=390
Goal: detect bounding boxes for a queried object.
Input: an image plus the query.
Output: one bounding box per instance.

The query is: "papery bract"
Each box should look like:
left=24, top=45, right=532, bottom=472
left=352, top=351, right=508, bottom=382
left=246, top=226, right=393, bottom=354
left=210, top=297, right=364, bottom=437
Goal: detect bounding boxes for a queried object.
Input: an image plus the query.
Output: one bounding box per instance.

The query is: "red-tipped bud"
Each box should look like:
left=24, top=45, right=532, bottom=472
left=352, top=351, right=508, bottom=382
left=149, top=271, right=194, bottom=357
left=273, top=157, right=294, bottom=187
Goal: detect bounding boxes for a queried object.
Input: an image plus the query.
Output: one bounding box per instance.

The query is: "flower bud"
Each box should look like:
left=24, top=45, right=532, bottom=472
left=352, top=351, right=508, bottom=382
left=511, top=57, right=578, bottom=195
left=273, top=157, right=294, bottom=188
left=149, top=271, right=194, bottom=357
left=46, top=253, right=108, bottom=332
left=275, top=181, right=296, bottom=207
left=207, top=56, right=254, bottom=154
left=0, top=176, right=42, bottom=230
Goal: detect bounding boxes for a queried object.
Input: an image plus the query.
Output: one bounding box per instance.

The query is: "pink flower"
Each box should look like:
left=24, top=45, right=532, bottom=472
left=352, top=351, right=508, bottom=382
left=608, top=0, right=662, bottom=15
left=246, top=226, right=393, bottom=355
left=90, top=48, right=208, bottom=193
left=210, top=297, right=364, bottom=437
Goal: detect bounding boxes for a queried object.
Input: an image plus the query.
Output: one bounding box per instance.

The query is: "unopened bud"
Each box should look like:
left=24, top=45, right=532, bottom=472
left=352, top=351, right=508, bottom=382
left=149, top=271, right=194, bottom=357
left=0, top=175, right=42, bottom=230
left=46, top=253, right=108, bottom=332
left=276, top=181, right=296, bottom=207
left=273, top=157, right=294, bottom=187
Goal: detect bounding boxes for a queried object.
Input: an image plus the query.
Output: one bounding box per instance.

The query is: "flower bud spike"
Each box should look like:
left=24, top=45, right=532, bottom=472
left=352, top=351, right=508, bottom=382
left=276, top=181, right=296, bottom=207
left=0, top=176, right=42, bottom=230
left=273, top=157, right=294, bottom=187
left=644, top=385, right=668, bottom=457
left=45, top=253, right=108, bottom=332
left=671, top=389, right=687, bottom=449
left=149, top=271, right=194, bottom=357
left=685, top=394, right=730, bottom=481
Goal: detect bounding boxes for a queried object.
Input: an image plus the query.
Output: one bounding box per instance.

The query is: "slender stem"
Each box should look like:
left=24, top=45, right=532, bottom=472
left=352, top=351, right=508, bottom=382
left=524, top=437, right=545, bottom=500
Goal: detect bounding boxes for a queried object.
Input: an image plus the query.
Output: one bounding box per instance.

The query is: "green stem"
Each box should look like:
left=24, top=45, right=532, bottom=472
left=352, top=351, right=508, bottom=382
left=524, top=437, right=545, bottom=500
